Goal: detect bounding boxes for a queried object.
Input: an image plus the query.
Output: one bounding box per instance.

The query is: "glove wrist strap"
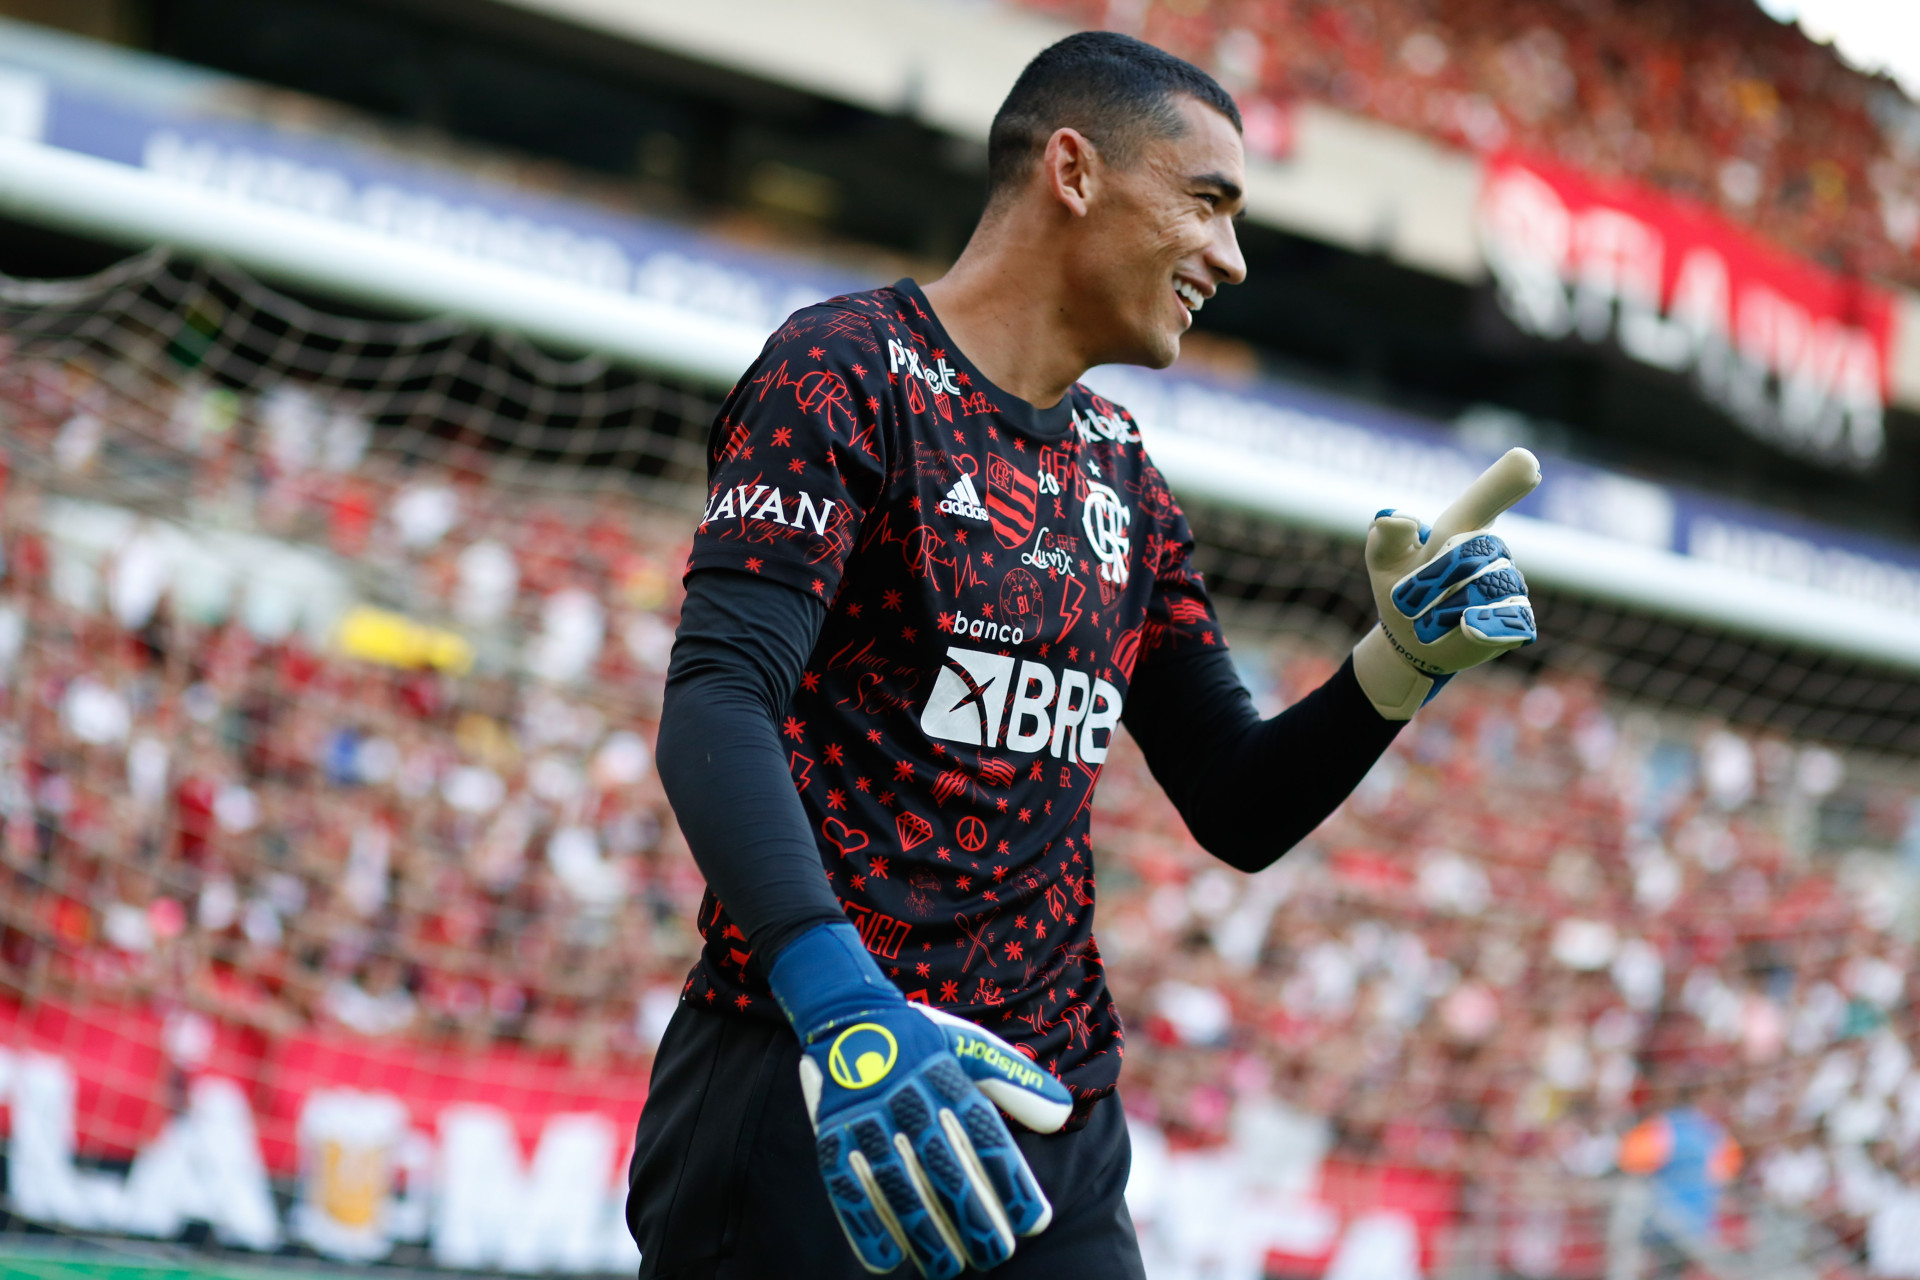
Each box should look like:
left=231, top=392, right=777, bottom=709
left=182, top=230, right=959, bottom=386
left=767, top=920, right=900, bottom=1039
left=1352, top=625, right=1433, bottom=721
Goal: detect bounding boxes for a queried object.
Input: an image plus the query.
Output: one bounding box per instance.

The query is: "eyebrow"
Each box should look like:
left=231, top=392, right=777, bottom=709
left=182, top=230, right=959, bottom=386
left=1191, top=171, right=1245, bottom=207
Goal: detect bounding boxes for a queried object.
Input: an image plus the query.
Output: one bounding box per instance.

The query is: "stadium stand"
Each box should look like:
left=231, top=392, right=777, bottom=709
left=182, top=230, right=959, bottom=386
left=1016, top=0, right=1920, bottom=289
left=1, top=252, right=1917, bottom=1278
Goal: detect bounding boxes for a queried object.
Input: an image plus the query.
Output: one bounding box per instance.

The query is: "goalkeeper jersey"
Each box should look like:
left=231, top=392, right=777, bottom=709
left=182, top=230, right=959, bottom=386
left=680, top=280, right=1224, bottom=1113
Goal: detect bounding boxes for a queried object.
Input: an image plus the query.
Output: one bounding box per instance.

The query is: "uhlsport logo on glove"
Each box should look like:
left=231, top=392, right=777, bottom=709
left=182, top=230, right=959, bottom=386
left=827, top=1023, right=899, bottom=1088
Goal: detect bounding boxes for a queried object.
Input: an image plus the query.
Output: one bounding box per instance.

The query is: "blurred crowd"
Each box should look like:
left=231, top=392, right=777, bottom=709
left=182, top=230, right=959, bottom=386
left=1017, top=0, right=1920, bottom=288
left=3, top=352, right=1920, bottom=1271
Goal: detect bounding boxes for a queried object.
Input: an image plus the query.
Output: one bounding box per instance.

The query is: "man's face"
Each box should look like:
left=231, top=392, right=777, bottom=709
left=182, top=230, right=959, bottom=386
left=1070, top=95, right=1248, bottom=369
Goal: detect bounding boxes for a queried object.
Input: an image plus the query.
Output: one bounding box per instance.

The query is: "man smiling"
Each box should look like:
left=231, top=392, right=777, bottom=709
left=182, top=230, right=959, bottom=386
left=626, top=30, right=1537, bottom=1280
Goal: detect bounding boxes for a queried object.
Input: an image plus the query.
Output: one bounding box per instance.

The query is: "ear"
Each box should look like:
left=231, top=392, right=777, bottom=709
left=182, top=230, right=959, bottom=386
left=1041, top=127, right=1099, bottom=218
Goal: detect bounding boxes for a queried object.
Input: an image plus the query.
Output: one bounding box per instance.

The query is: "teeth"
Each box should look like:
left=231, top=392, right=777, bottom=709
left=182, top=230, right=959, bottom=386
left=1174, top=280, right=1204, bottom=311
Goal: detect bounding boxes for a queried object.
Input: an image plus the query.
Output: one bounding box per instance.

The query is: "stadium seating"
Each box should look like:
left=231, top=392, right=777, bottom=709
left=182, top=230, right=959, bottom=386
left=1, top=343, right=1916, bottom=1273
left=1014, top=0, right=1920, bottom=288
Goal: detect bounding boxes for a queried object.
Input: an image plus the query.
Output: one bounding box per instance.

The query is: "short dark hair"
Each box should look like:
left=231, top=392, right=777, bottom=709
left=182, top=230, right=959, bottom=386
left=985, top=32, right=1242, bottom=204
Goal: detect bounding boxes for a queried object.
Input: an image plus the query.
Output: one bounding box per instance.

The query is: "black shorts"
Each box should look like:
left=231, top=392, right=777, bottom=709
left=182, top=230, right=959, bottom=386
left=626, top=1000, right=1145, bottom=1280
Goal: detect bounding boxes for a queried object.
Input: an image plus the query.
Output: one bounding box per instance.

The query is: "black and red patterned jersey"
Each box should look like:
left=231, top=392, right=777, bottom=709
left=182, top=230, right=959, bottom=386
left=680, top=280, right=1224, bottom=1113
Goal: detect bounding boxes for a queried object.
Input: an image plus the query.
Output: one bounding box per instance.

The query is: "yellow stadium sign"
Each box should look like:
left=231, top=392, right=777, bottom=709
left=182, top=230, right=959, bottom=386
left=334, top=605, right=473, bottom=674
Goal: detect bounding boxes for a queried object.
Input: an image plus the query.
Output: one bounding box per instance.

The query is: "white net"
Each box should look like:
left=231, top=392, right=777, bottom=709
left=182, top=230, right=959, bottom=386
left=0, top=252, right=1917, bottom=1280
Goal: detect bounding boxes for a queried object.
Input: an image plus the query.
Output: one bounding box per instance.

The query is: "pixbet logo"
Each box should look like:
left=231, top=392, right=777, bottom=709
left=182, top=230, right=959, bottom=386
left=919, top=645, right=1122, bottom=763
left=888, top=339, right=962, bottom=395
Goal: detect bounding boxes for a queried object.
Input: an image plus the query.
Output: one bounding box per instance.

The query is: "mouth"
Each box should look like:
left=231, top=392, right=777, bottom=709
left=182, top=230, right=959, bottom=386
left=1173, top=277, right=1207, bottom=316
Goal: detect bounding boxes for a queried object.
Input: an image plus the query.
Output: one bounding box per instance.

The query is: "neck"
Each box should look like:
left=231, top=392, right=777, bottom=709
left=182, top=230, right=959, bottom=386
left=920, top=219, right=1092, bottom=409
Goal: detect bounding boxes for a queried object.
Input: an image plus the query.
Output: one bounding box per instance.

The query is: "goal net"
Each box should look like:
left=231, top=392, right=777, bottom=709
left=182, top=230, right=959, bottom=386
left=0, top=251, right=1913, bottom=1280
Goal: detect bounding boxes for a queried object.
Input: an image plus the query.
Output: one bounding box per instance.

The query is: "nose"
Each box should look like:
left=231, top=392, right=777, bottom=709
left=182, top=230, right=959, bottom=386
left=1208, top=214, right=1247, bottom=288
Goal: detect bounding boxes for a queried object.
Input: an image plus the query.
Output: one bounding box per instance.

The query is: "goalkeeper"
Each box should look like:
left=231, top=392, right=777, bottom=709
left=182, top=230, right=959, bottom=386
left=627, top=30, right=1537, bottom=1280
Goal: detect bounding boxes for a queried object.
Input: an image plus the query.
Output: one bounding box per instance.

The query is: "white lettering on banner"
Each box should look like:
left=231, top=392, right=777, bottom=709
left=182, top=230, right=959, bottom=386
left=1479, top=162, right=1886, bottom=469
left=4, top=1049, right=281, bottom=1249
left=888, top=339, right=962, bottom=395
left=433, top=1106, right=636, bottom=1274
left=1082, top=481, right=1133, bottom=588
left=0, top=1046, right=638, bottom=1274
left=920, top=645, right=1121, bottom=763
left=699, top=483, right=837, bottom=536
left=140, top=132, right=827, bottom=331
left=1689, top=516, right=1920, bottom=617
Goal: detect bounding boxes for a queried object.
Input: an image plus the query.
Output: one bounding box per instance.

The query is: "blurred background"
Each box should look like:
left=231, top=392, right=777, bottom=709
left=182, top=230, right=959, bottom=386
left=0, top=2, right=1919, bottom=1278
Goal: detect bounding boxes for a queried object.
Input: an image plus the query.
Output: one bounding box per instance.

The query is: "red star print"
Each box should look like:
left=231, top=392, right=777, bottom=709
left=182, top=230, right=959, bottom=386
left=850, top=874, right=866, bottom=890
left=1067, top=646, right=1078, bottom=661
left=894, top=761, right=914, bottom=780
left=808, top=346, right=825, bottom=359
left=936, top=612, right=954, bottom=632
left=740, top=444, right=754, bottom=459
left=1202, top=631, right=1215, bottom=644
left=956, top=529, right=967, bottom=544
left=735, top=993, right=752, bottom=1010
left=982, top=891, right=997, bottom=903
left=909, top=495, right=922, bottom=511
left=866, top=729, right=883, bottom=744
left=996, top=839, right=1010, bottom=854
left=981, top=603, right=994, bottom=618
left=1018, top=808, right=1031, bottom=822
left=826, top=788, right=847, bottom=810
left=744, top=556, right=764, bottom=573
left=992, top=866, right=1007, bottom=881
left=995, top=798, right=1008, bottom=812
left=1013, top=438, right=1025, bottom=452
left=854, top=777, right=871, bottom=792
left=705, top=989, right=716, bottom=1003
left=810, top=579, right=825, bottom=595
left=800, top=671, right=821, bottom=692
left=847, top=602, right=863, bottom=618
left=1015, top=915, right=1027, bottom=930
left=957, top=371, right=971, bottom=386
left=902, top=626, right=917, bottom=642
left=788, top=458, right=805, bottom=473
left=851, top=363, right=867, bottom=378
left=869, top=856, right=889, bottom=879
left=987, top=426, right=998, bottom=441
left=771, top=426, right=792, bottom=447
left=955, top=875, right=971, bottom=890
left=930, top=348, right=946, bottom=360
left=824, top=744, right=845, bottom=764
left=916, top=962, right=931, bottom=977
left=878, top=791, right=894, bottom=806
left=1034, top=921, right=1046, bottom=939
left=953, top=429, right=965, bottom=445
left=936, top=847, right=951, bottom=861
left=981, top=552, right=994, bottom=568
left=867, top=396, right=880, bottom=412
left=781, top=716, right=805, bottom=740
left=939, top=980, right=959, bottom=1001
left=882, top=589, right=903, bottom=610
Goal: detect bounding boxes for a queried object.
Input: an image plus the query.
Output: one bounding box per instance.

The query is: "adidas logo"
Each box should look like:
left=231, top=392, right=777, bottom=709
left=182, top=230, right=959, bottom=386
left=937, top=473, right=988, bottom=522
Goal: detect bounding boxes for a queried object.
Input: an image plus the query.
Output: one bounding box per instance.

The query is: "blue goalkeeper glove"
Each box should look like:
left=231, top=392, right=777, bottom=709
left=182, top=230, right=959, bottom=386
left=1352, top=447, right=1541, bottom=719
left=768, top=921, right=1072, bottom=1277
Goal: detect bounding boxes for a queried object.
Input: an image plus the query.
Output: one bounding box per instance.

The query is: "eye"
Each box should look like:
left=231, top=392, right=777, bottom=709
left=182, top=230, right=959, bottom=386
left=1196, top=192, right=1221, bottom=208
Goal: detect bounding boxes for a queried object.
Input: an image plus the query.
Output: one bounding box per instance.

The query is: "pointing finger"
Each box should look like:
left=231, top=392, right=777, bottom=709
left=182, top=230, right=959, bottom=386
left=1426, top=448, right=1541, bottom=550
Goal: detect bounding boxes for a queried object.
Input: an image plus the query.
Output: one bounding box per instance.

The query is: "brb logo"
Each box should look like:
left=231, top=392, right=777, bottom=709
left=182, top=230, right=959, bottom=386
left=919, top=645, right=1122, bottom=763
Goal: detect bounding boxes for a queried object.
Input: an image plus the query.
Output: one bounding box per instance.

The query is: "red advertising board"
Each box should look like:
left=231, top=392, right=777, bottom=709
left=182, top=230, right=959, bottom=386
left=1479, top=152, right=1897, bottom=468
left=0, top=999, right=648, bottom=1176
